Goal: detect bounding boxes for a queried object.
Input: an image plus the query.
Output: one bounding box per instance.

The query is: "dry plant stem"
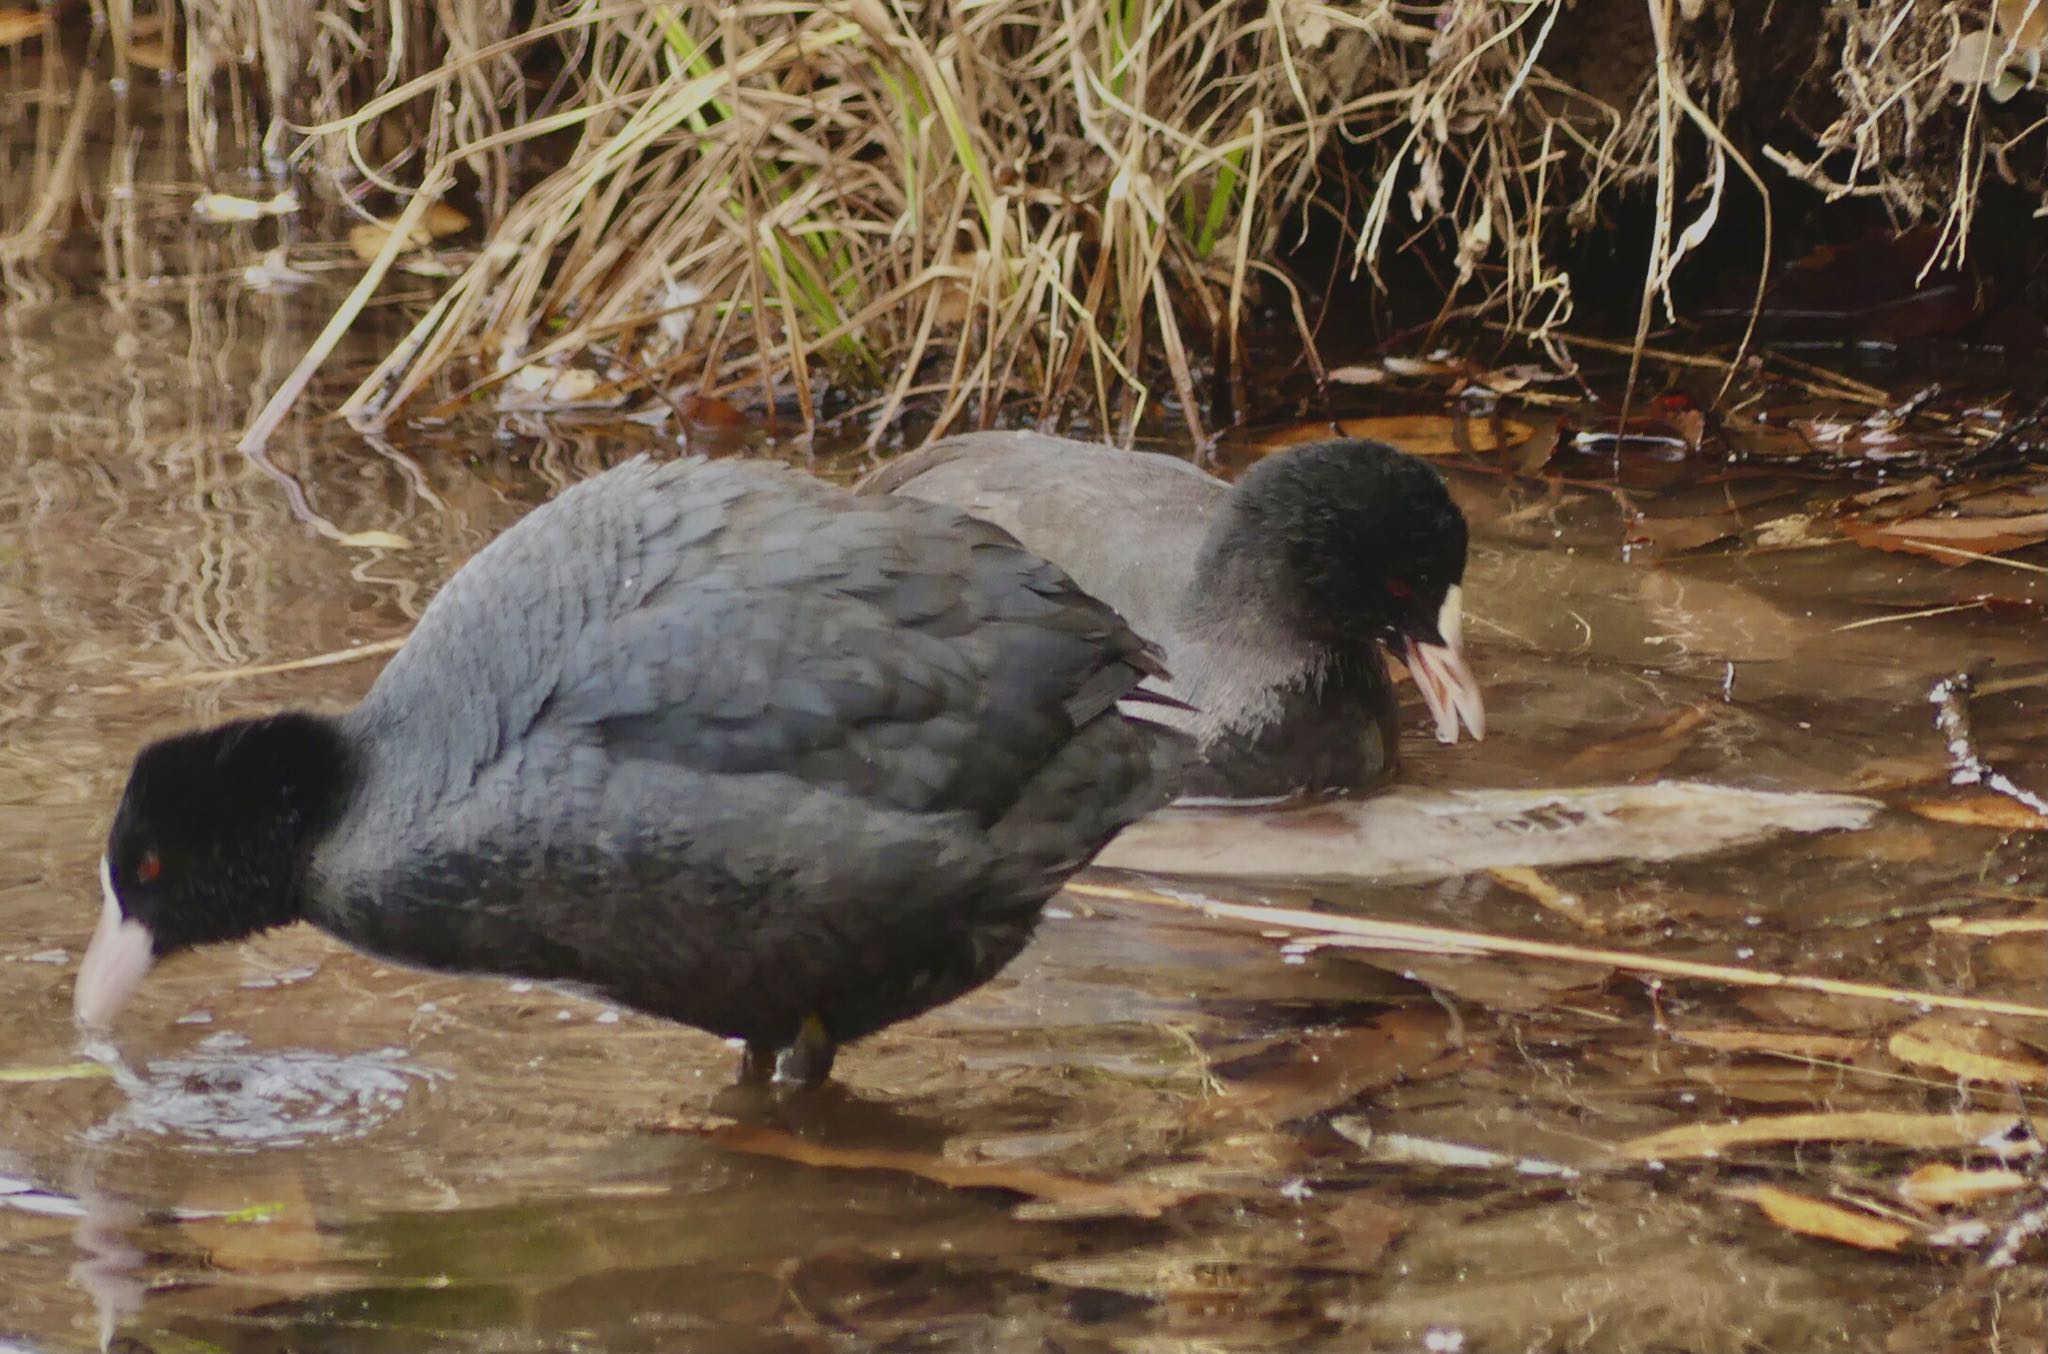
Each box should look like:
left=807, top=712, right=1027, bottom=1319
left=1930, top=672, right=2048, bottom=818
left=239, top=169, right=456, bottom=460
left=1070, top=881, right=2048, bottom=1022
left=0, top=75, right=92, bottom=266
left=86, top=638, right=409, bottom=696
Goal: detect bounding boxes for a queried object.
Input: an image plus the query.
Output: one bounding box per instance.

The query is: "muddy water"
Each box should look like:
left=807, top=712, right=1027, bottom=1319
left=8, top=73, right=2048, bottom=1354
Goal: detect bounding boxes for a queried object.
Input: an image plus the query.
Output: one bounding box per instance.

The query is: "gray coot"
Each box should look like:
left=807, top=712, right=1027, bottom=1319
left=861, top=433, right=1483, bottom=798
left=75, top=456, right=1180, bottom=1085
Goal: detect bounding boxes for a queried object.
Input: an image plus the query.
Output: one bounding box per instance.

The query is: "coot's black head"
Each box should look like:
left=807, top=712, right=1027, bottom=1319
left=1201, top=439, right=1484, bottom=742
left=75, top=712, right=352, bottom=1028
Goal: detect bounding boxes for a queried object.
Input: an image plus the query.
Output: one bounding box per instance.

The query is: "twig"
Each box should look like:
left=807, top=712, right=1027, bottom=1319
left=237, top=168, right=456, bottom=461
left=1930, top=672, right=2048, bottom=819
left=87, top=638, right=407, bottom=696
left=1071, top=881, right=2048, bottom=1022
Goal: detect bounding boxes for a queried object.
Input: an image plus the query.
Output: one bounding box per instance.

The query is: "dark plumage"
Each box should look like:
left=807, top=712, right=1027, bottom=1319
left=862, top=433, right=1483, bottom=799
left=77, top=457, right=1180, bottom=1084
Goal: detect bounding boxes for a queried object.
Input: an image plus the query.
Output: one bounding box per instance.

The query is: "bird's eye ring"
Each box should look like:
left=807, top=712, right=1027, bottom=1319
left=136, top=851, right=162, bottom=885
left=1385, top=578, right=1413, bottom=600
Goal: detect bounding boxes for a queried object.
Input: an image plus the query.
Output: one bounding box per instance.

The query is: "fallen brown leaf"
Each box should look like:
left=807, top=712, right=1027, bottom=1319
left=1673, top=1028, right=1868, bottom=1060
left=1904, top=793, right=2048, bottom=832
left=1618, top=1110, right=2024, bottom=1161
left=1887, top=1017, right=2048, bottom=1087
left=1899, top=1161, right=2030, bottom=1207
left=1929, top=915, right=2048, bottom=937
left=0, top=7, right=49, bottom=46
left=346, top=201, right=472, bottom=261
left=1257, top=414, right=1534, bottom=457
left=668, top=1120, right=1192, bottom=1219
left=1842, top=511, right=2048, bottom=562
left=178, top=1173, right=325, bottom=1274
left=1626, top=513, right=1741, bottom=554
left=1189, top=1007, right=1458, bottom=1133
left=1312, top=1193, right=1407, bottom=1272
left=1337, top=414, right=1534, bottom=456
left=1728, top=1184, right=1913, bottom=1252
left=1557, top=704, right=1716, bottom=782
left=1486, top=866, right=1602, bottom=933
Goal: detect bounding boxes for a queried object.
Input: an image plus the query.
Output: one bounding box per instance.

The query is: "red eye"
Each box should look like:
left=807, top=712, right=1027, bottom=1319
left=136, top=851, right=162, bottom=885
left=1385, top=578, right=1413, bottom=600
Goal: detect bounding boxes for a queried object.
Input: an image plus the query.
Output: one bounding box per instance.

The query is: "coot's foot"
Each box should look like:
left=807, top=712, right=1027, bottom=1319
left=734, top=1015, right=836, bottom=1088
left=773, top=1015, right=837, bottom=1087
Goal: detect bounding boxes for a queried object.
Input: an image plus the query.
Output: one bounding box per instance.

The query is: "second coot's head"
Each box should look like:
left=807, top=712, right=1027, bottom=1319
left=1195, top=439, right=1483, bottom=743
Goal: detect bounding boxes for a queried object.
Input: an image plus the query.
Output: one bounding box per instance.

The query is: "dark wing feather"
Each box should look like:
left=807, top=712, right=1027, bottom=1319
left=352, top=455, right=1165, bottom=826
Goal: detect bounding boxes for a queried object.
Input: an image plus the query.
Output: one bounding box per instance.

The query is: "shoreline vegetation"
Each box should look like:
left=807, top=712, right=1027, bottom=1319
left=10, top=2, right=2047, bottom=441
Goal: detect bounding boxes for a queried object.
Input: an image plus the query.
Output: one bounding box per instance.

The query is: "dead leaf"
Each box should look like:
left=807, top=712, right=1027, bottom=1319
left=1673, top=1029, right=1868, bottom=1059
left=1618, top=1110, right=2025, bottom=1161
left=1258, top=414, right=1534, bottom=458
left=1487, top=866, right=1602, bottom=933
left=346, top=202, right=471, bottom=260
left=1904, top=794, right=2048, bottom=832
left=0, top=7, right=50, bottom=47
left=1728, top=1184, right=1913, bottom=1252
left=1998, top=0, right=2048, bottom=49
left=681, top=393, right=749, bottom=428
left=333, top=528, right=411, bottom=550
left=178, top=1173, right=324, bottom=1273
left=1557, top=704, right=1715, bottom=782
left=194, top=191, right=300, bottom=224
left=1311, top=1193, right=1407, bottom=1272
left=1842, top=512, right=2048, bottom=562
left=1325, top=364, right=1387, bottom=386
left=1929, top=915, right=2048, bottom=937
left=1189, top=1008, right=1457, bottom=1133
left=1380, top=355, right=1461, bottom=378
left=1899, top=1161, right=2030, bottom=1207
left=1337, top=414, right=1533, bottom=456
left=1887, top=1017, right=2048, bottom=1087
left=1626, top=514, right=1741, bottom=554
left=128, top=37, right=176, bottom=71
left=665, top=1120, right=1192, bottom=1219
left=1330, top=1121, right=1578, bottom=1178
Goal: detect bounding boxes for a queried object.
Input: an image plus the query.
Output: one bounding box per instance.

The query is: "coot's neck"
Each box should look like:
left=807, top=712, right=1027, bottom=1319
left=221, top=711, right=357, bottom=932
left=1171, top=517, right=1334, bottom=739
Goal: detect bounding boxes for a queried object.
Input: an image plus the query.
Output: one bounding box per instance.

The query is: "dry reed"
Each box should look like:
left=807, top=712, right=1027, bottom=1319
left=48, top=1, right=2048, bottom=439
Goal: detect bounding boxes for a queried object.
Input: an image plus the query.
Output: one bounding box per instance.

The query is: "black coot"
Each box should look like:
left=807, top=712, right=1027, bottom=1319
left=863, top=433, right=1482, bottom=798
left=76, top=456, right=1179, bottom=1085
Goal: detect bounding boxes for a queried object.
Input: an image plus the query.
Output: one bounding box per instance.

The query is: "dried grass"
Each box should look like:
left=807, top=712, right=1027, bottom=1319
left=47, top=1, right=2048, bottom=438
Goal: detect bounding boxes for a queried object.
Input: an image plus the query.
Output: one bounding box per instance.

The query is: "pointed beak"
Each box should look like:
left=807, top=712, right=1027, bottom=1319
left=74, top=858, right=155, bottom=1030
left=1403, top=585, right=1486, bottom=744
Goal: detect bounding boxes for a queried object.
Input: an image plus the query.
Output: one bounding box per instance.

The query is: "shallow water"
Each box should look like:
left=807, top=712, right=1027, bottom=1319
left=7, top=60, right=2048, bottom=1354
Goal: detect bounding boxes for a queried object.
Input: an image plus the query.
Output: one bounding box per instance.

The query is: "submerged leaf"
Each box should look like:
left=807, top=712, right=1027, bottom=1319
left=1887, top=1017, right=2048, bottom=1086
left=1728, top=1184, right=1913, bottom=1252
left=666, top=1119, right=1194, bottom=1219
left=1904, top=793, right=2048, bottom=831
left=333, top=528, right=412, bottom=550
left=1842, top=511, right=2048, bottom=561
left=1620, top=1110, right=2025, bottom=1161
left=1899, top=1161, right=2029, bottom=1207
